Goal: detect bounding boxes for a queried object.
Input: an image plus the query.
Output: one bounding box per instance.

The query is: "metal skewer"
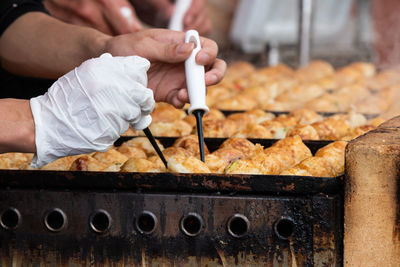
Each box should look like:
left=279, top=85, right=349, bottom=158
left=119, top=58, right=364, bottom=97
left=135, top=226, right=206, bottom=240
left=143, top=127, right=168, bottom=169
left=193, top=110, right=205, bottom=162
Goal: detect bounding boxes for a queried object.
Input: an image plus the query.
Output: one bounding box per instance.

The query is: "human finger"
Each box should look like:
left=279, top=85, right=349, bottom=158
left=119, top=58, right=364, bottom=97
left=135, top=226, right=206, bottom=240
left=204, top=59, right=226, bottom=86
left=101, top=0, right=143, bottom=34
left=183, top=0, right=204, bottom=26
left=195, top=37, right=218, bottom=66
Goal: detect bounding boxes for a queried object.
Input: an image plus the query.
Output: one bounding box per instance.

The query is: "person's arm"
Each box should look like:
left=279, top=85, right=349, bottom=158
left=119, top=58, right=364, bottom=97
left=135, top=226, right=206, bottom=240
left=0, top=12, right=111, bottom=78
left=0, top=99, right=36, bottom=153
left=43, top=0, right=143, bottom=35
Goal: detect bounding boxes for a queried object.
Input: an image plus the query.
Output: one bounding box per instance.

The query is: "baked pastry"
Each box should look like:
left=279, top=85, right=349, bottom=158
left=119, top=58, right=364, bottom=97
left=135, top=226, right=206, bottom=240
left=122, top=137, right=164, bottom=156
left=92, top=149, right=129, bottom=166
left=203, top=118, right=238, bottom=138
left=151, top=102, right=186, bottom=122
left=0, top=153, right=34, bottom=170
left=149, top=120, right=193, bottom=137
left=70, top=156, right=108, bottom=171
left=220, top=138, right=256, bottom=157
left=287, top=125, right=320, bottom=140
left=224, top=159, right=263, bottom=175
left=40, top=155, right=82, bottom=171
left=173, top=135, right=210, bottom=156
left=120, top=158, right=163, bottom=172
left=315, top=141, right=347, bottom=176
left=168, top=154, right=211, bottom=173
left=116, top=144, right=147, bottom=159
left=288, top=108, right=323, bottom=125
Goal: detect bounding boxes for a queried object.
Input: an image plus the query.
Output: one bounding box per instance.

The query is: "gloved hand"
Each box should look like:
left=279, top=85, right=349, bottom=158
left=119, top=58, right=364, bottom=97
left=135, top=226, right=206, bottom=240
left=30, top=53, right=155, bottom=168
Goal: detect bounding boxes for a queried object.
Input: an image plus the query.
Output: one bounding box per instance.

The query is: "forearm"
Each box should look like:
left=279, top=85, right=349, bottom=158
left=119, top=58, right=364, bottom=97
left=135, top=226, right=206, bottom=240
left=0, top=12, right=111, bottom=78
left=0, top=99, right=36, bottom=153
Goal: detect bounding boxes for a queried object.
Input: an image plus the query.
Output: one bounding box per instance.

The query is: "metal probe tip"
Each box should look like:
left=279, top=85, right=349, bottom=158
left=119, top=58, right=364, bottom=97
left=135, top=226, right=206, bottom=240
left=143, top=128, right=168, bottom=169
left=194, top=110, right=205, bottom=162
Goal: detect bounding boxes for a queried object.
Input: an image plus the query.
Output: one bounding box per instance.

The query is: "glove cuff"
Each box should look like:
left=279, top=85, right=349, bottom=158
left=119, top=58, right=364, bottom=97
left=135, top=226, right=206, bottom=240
left=131, top=115, right=152, bottom=130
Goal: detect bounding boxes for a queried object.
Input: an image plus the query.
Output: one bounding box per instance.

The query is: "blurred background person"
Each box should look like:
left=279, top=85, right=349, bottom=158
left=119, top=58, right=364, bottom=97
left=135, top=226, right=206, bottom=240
left=42, top=0, right=212, bottom=35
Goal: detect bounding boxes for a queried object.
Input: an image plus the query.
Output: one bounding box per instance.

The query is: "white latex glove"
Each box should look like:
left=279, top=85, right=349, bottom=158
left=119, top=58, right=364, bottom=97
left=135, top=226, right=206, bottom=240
left=30, top=53, right=155, bottom=168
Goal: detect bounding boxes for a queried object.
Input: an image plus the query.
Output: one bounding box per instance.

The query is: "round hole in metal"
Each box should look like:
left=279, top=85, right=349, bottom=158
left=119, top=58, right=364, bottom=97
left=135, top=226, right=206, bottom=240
left=0, top=208, right=21, bottom=230
left=227, top=214, right=250, bottom=238
left=180, top=213, right=204, bottom=237
left=44, top=208, right=67, bottom=232
left=90, top=210, right=112, bottom=233
left=136, top=211, right=157, bottom=235
left=274, top=217, right=295, bottom=240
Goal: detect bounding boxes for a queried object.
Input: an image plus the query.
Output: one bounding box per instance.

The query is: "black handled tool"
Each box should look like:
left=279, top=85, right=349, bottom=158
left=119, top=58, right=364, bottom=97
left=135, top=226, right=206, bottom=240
left=143, top=127, right=168, bottom=169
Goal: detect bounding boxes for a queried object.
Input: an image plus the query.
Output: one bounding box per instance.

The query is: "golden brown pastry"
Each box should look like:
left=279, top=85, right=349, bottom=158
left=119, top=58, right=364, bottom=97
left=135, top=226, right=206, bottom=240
left=306, top=94, right=346, bottom=113
left=116, top=144, right=147, bottom=159
left=275, top=83, right=324, bottom=103
left=167, top=154, right=211, bottom=173
left=206, top=86, right=233, bottom=107
left=40, top=155, right=82, bottom=171
left=233, top=124, right=275, bottom=139
left=205, top=154, right=226, bottom=173
left=203, top=119, right=238, bottom=138
left=70, top=156, right=108, bottom=171
left=182, top=115, right=196, bottom=129
left=205, top=147, right=244, bottom=173
left=149, top=120, right=193, bottom=137
left=251, top=136, right=312, bottom=174
left=122, top=137, right=164, bottom=156
left=294, top=157, right=336, bottom=177
left=262, top=100, right=303, bottom=112
left=311, top=117, right=352, bottom=140
left=224, top=61, right=255, bottom=80
left=121, top=127, right=141, bottom=136
left=341, top=125, right=376, bottom=141
left=220, top=138, right=256, bottom=157
left=226, top=113, right=256, bottom=128
left=240, top=86, right=277, bottom=106
left=92, top=149, right=129, bottom=166
left=173, top=135, right=210, bottom=156
left=224, top=159, right=263, bottom=175
left=244, top=109, right=275, bottom=124
left=273, top=114, right=299, bottom=128
left=368, top=117, right=386, bottom=127
left=204, top=109, right=226, bottom=121
left=212, top=148, right=244, bottom=164
left=259, top=120, right=287, bottom=139
left=0, top=153, right=34, bottom=170
left=213, top=95, right=258, bottom=110
left=315, top=141, right=347, bottom=176
left=287, top=125, right=320, bottom=140
left=151, top=102, right=186, bottom=122
left=280, top=168, right=312, bottom=176
left=288, top=108, right=323, bottom=125
left=120, top=158, right=163, bottom=172
left=256, top=63, right=294, bottom=78
left=295, top=60, right=335, bottom=83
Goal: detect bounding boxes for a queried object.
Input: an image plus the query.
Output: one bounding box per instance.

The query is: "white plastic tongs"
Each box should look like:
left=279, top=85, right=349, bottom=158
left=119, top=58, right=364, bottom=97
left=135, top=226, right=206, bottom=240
left=168, top=0, right=192, bottom=31
left=185, top=30, right=209, bottom=162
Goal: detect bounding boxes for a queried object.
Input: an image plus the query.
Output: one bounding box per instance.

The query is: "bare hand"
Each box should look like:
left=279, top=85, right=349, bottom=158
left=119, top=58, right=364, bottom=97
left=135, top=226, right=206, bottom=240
left=43, top=0, right=143, bottom=35
left=105, top=29, right=226, bottom=107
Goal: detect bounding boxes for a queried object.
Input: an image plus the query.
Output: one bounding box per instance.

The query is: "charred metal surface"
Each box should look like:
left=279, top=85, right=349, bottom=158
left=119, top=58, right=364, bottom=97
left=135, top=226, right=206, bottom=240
left=312, top=194, right=343, bottom=266
left=0, top=190, right=342, bottom=266
left=0, top=170, right=342, bottom=195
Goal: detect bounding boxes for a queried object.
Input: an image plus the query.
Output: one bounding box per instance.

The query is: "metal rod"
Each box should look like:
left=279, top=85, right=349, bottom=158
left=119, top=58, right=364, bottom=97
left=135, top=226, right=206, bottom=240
left=298, top=0, right=313, bottom=67
left=143, top=128, right=168, bottom=169
left=194, top=110, right=205, bottom=162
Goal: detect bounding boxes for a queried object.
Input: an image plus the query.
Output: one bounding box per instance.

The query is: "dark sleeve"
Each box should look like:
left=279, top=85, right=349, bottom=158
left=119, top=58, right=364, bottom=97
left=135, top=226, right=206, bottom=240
left=0, top=0, right=47, bottom=37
